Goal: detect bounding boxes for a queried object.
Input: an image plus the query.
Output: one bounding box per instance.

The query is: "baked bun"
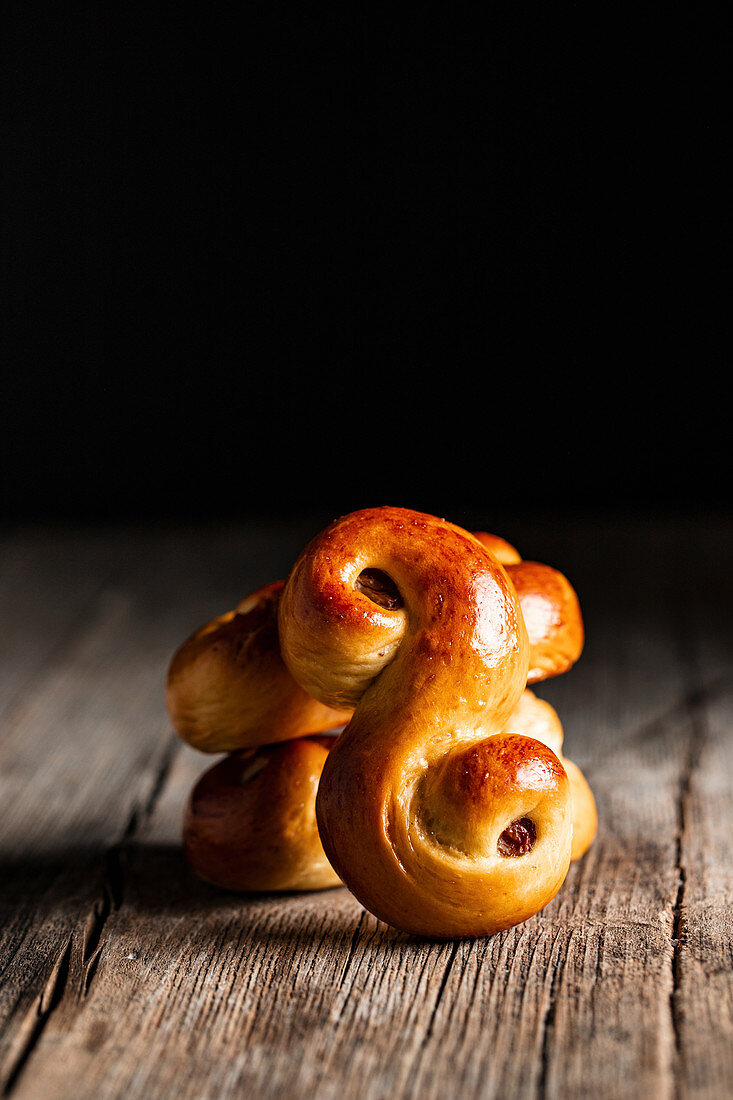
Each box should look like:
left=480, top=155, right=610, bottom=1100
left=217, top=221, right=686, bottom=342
left=505, top=561, right=584, bottom=683
left=183, top=736, right=341, bottom=892
left=279, top=506, right=575, bottom=938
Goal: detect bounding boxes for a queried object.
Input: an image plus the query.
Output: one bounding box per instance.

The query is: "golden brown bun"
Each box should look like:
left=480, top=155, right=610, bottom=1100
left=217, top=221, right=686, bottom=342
left=474, top=532, right=584, bottom=683
left=506, top=562, right=584, bottom=683
left=166, top=581, right=351, bottom=753
left=500, top=689, right=596, bottom=860
left=183, top=736, right=341, bottom=892
left=279, top=506, right=575, bottom=939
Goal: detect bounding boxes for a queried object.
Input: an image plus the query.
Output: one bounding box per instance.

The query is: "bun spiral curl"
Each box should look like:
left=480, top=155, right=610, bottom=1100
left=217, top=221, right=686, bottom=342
left=279, top=507, right=574, bottom=939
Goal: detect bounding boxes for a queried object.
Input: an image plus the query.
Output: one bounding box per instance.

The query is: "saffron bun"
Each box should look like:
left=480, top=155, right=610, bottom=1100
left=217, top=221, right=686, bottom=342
left=278, top=506, right=578, bottom=938
left=471, top=531, right=522, bottom=565
left=183, top=736, right=341, bottom=893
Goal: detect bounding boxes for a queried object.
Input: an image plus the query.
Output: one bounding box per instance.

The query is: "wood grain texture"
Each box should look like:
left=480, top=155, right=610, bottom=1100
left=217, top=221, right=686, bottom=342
left=0, top=514, right=731, bottom=1099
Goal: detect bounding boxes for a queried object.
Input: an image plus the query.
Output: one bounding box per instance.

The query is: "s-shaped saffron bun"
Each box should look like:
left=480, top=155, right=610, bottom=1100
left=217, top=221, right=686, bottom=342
left=278, top=506, right=576, bottom=939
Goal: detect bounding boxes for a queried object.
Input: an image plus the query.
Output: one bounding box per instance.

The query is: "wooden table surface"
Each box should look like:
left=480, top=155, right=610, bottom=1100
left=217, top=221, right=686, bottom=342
left=1, top=512, right=731, bottom=1099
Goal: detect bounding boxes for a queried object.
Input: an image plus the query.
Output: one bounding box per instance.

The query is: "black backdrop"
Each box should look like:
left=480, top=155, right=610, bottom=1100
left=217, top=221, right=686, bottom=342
left=3, top=7, right=728, bottom=528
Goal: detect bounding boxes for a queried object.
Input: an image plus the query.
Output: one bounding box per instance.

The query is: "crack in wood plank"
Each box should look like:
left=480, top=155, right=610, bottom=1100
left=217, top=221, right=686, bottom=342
left=669, top=634, right=709, bottom=1100
left=2, top=936, right=74, bottom=1097
left=77, top=735, right=182, bottom=995
left=339, top=908, right=368, bottom=986
left=424, top=940, right=460, bottom=1042
left=1, top=734, right=181, bottom=1095
left=536, top=928, right=570, bottom=1100
left=120, top=735, right=180, bottom=847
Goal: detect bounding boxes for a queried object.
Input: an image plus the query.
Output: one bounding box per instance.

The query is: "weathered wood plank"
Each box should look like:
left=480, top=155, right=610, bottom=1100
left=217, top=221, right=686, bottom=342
left=0, top=521, right=268, bottom=1089
left=672, top=522, right=733, bottom=1099
left=0, top=517, right=341, bottom=1092
left=673, top=682, right=733, bottom=1099
left=0, top=527, right=130, bottom=1088
left=6, top=744, right=448, bottom=1098
left=1, top=516, right=731, bottom=1099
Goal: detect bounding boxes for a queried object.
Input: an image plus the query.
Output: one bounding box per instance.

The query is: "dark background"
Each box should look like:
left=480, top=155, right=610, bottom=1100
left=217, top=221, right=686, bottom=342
left=2, top=7, right=728, bottom=531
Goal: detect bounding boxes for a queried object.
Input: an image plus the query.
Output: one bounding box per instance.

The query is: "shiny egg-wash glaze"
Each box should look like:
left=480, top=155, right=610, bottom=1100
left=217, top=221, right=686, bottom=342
left=279, top=507, right=574, bottom=939
left=473, top=531, right=585, bottom=683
